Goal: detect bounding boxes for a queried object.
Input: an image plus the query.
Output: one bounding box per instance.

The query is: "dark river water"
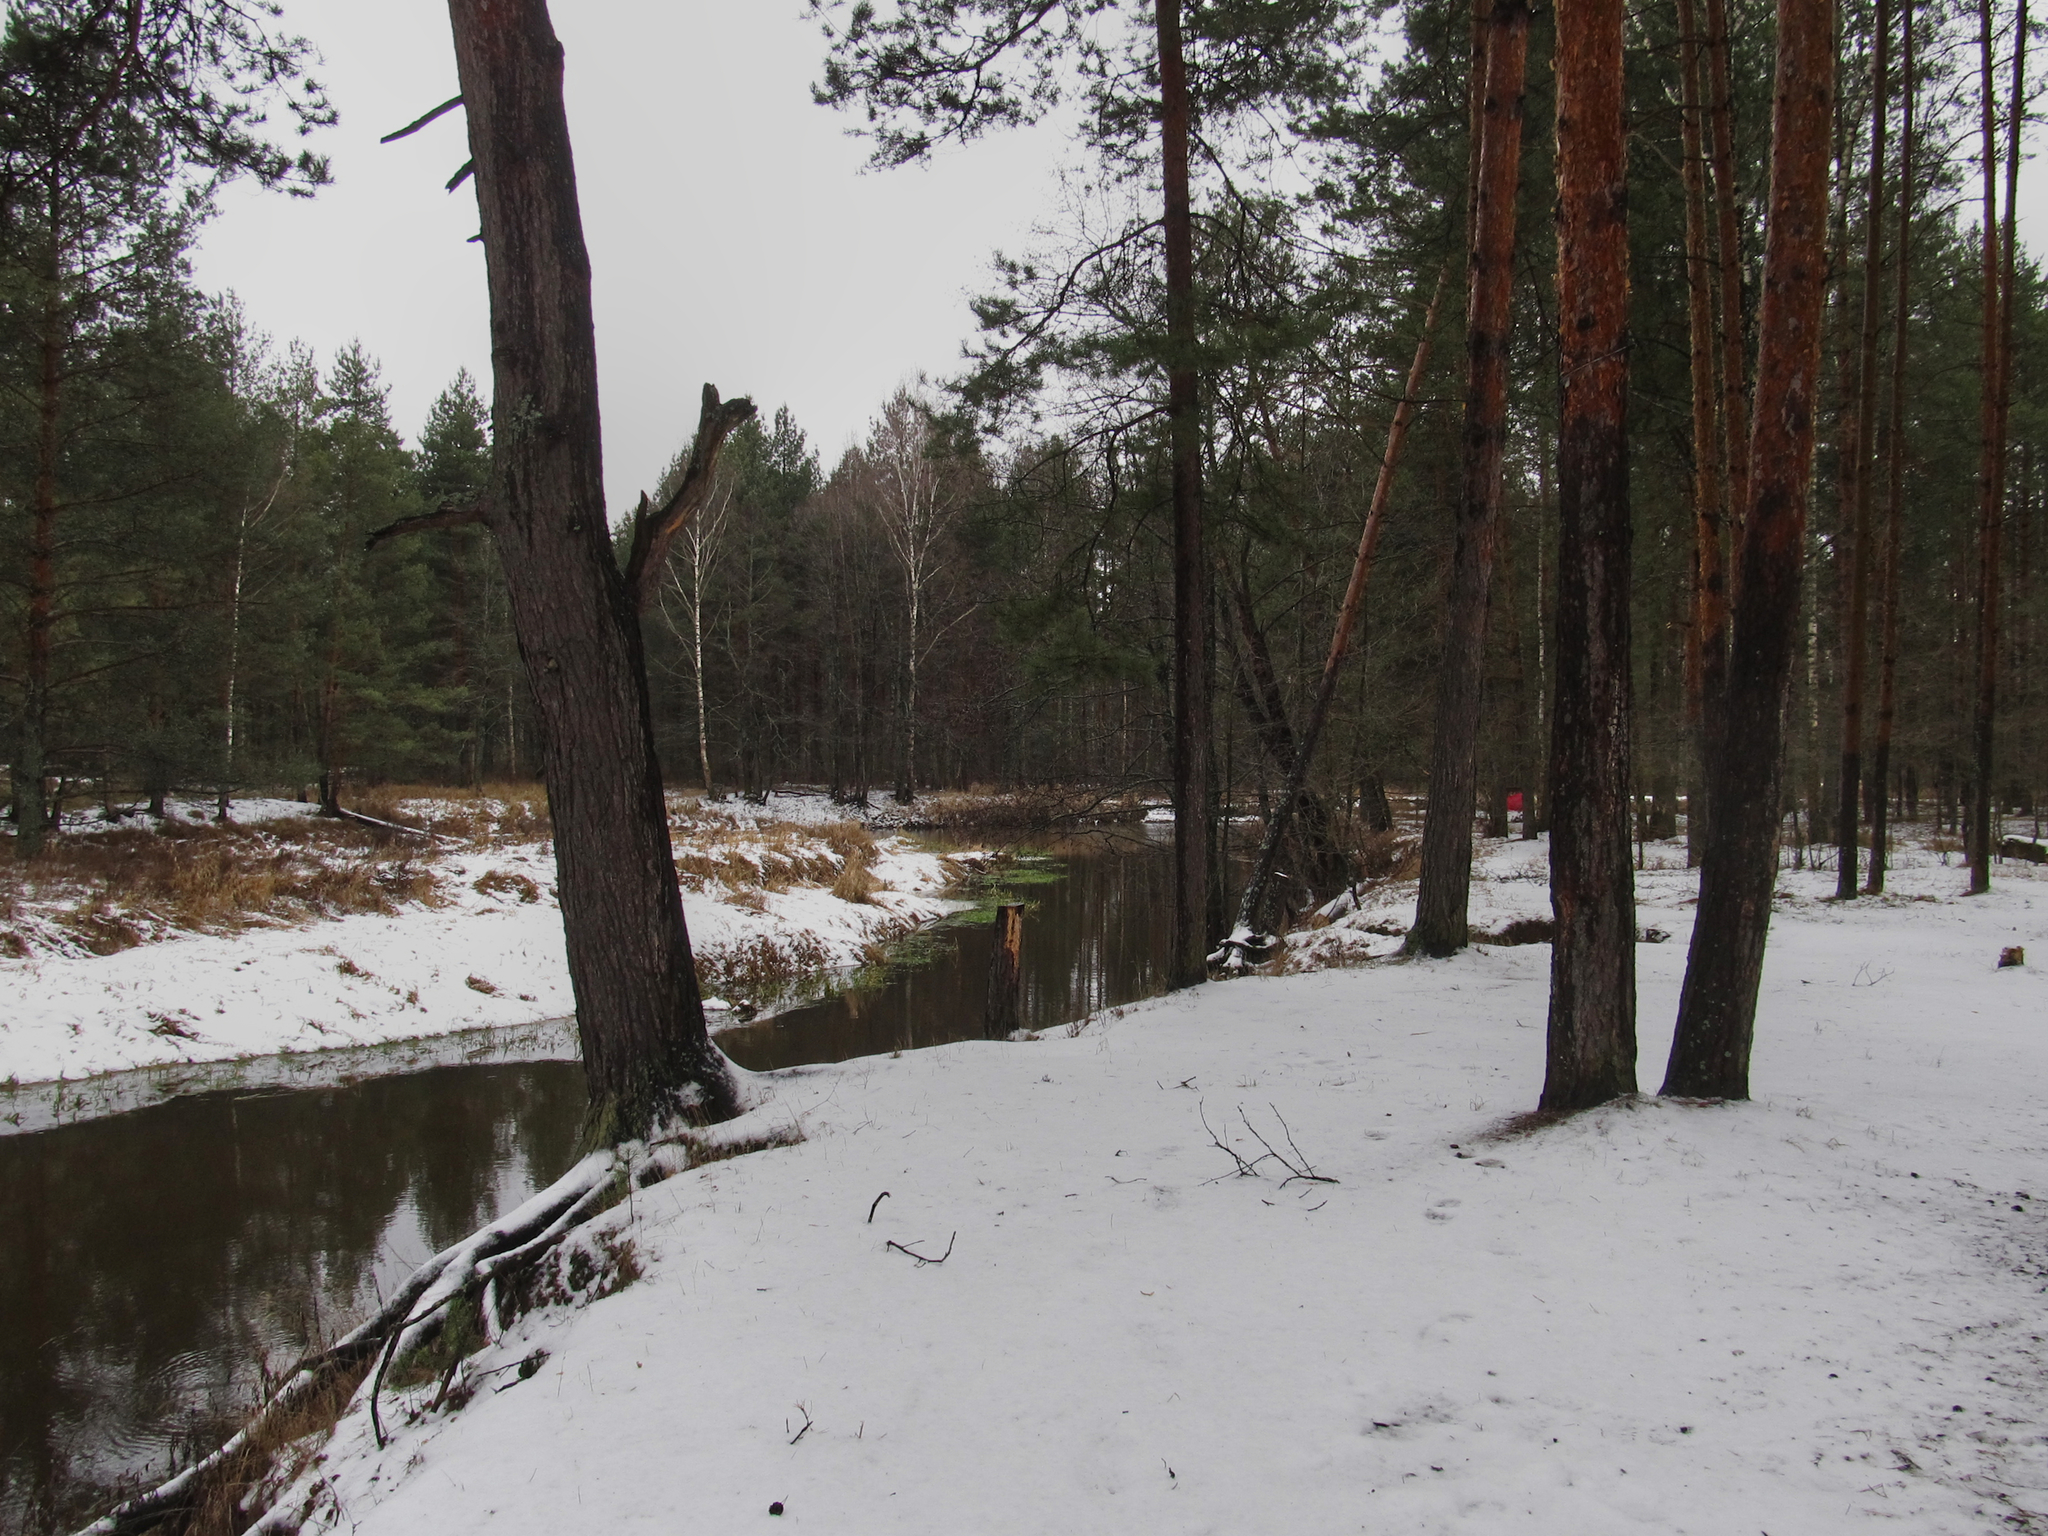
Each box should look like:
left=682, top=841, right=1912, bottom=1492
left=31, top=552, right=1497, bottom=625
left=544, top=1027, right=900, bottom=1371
left=0, top=831, right=1172, bottom=1533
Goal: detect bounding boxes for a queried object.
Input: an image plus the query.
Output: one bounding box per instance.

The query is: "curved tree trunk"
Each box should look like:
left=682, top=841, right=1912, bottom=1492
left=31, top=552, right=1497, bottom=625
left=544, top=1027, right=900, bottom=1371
left=1542, top=0, right=1636, bottom=1113
left=447, top=0, right=738, bottom=1138
left=1409, top=0, right=1529, bottom=957
left=1663, top=0, right=1835, bottom=1099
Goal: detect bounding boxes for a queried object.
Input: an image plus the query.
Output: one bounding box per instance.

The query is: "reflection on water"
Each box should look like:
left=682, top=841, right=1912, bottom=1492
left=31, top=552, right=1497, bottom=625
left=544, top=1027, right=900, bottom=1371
left=0, top=831, right=1171, bottom=1533
left=0, top=1066, right=586, bottom=1533
left=721, top=830, right=1174, bottom=1070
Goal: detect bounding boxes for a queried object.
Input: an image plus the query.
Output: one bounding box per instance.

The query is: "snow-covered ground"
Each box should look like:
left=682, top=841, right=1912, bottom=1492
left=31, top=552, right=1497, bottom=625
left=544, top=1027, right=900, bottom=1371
left=0, top=792, right=977, bottom=1094
left=265, top=834, right=2048, bottom=1535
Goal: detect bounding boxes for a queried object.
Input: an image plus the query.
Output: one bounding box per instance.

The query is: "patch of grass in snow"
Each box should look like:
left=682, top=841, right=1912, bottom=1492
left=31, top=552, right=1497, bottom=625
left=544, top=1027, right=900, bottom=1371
left=696, top=931, right=836, bottom=1009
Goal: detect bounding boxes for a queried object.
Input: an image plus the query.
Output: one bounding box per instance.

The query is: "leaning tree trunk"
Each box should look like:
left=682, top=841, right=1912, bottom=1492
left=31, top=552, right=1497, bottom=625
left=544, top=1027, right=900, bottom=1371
left=1867, top=0, right=1914, bottom=894
left=1408, top=0, right=1529, bottom=957
left=1219, top=267, right=1449, bottom=959
left=1542, top=0, right=1637, bottom=1113
left=1158, top=0, right=1211, bottom=988
left=446, top=0, right=739, bottom=1136
left=1833, top=0, right=1890, bottom=897
left=1662, top=0, right=1835, bottom=1099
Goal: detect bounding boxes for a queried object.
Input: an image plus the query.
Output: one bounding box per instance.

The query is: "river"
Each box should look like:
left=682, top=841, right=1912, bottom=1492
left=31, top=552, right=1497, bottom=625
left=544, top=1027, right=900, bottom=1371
left=0, top=830, right=1172, bottom=1533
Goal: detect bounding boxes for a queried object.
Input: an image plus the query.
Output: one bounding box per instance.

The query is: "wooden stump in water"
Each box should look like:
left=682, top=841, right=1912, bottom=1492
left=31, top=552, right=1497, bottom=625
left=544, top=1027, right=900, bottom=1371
left=986, top=904, right=1024, bottom=1038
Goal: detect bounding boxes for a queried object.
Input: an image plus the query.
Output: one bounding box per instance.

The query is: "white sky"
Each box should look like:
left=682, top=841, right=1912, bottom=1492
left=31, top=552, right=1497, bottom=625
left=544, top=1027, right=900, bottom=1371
left=189, top=1, right=1074, bottom=518
left=190, top=2, right=2048, bottom=523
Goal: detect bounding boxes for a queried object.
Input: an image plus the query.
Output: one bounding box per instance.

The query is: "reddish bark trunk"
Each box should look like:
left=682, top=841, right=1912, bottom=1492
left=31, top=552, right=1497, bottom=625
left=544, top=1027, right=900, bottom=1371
left=1705, top=0, right=1752, bottom=551
left=1663, top=0, right=1835, bottom=1099
left=1542, top=0, right=1636, bottom=1112
left=1410, top=0, right=1529, bottom=957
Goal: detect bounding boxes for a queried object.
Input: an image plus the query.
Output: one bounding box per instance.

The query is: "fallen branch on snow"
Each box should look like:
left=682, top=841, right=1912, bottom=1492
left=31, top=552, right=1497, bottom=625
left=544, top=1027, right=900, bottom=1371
left=886, top=1233, right=957, bottom=1265
left=1200, top=1101, right=1338, bottom=1188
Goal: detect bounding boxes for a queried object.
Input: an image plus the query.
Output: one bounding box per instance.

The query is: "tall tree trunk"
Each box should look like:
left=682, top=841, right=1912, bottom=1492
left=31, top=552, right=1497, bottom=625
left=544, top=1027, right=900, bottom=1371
left=1833, top=0, right=1890, bottom=896
left=1409, top=0, right=1529, bottom=957
left=1158, top=0, right=1211, bottom=987
left=1663, top=0, right=1835, bottom=1099
left=1678, top=0, right=1728, bottom=860
left=1867, top=0, right=1913, bottom=894
left=446, top=0, right=739, bottom=1136
left=693, top=531, right=714, bottom=796
left=18, top=283, right=62, bottom=858
left=1970, top=0, right=2022, bottom=891
left=1706, top=0, right=1753, bottom=550
left=1542, top=0, right=1636, bottom=1112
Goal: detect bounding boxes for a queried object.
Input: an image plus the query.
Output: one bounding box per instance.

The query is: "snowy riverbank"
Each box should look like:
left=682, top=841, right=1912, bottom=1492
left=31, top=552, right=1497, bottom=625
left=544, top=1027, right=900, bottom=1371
left=261, top=836, right=2048, bottom=1535
left=0, top=792, right=978, bottom=1094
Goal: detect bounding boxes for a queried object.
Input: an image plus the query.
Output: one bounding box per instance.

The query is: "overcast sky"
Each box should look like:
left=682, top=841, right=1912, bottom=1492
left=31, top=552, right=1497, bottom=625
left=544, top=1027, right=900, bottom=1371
left=188, top=1, right=1074, bottom=518
left=190, top=2, right=2048, bottom=523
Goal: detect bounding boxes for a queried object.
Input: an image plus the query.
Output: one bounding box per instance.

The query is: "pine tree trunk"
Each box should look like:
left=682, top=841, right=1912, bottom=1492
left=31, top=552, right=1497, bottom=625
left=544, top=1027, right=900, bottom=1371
left=17, top=286, right=62, bottom=858
left=1409, top=0, right=1529, bottom=957
left=1663, top=0, right=1835, bottom=1099
left=1970, top=0, right=2022, bottom=891
left=446, top=0, right=738, bottom=1137
left=1705, top=0, right=1752, bottom=545
left=1677, top=0, right=1727, bottom=861
left=1867, top=0, right=1913, bottom=895
left=1542, top=0, right=1636, bottom=1112
left=1158, top=0, right=1211, bottom=987
left=1833, top=0, right=1890, bottom=896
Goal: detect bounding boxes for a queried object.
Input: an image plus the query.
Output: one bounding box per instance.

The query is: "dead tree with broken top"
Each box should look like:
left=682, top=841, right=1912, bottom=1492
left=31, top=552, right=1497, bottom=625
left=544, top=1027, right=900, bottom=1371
left=441, top=0, right=745, bottom=1139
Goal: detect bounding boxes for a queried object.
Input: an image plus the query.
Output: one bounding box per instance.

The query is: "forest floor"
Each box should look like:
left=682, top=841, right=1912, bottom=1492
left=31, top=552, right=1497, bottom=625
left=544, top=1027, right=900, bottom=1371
left=264, top=830, right=2048, bottom=1535
left=0, top=789, right=984, bottom=1099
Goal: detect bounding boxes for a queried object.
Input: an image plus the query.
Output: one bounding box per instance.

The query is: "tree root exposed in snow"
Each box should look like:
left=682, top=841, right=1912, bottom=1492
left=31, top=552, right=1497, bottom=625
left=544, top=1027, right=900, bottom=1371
left=72, top=1121, right=803, bottom=1536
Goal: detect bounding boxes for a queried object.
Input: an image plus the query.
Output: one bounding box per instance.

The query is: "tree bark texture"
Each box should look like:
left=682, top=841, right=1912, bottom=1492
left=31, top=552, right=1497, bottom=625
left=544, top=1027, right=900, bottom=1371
left=446, top=0, right=738, bottom=1136
left=1867, top=0, right=1913, bottom=894
left=1541, top=0, right=1637, bottom=1113
left=1833, top=0, right=1889, bottom=897
left=1409, top=0, right=1529, bottom=958
left=1663, top=0, right=1835, bottom=1099
left=1158, top=0, right=1211, bottom=988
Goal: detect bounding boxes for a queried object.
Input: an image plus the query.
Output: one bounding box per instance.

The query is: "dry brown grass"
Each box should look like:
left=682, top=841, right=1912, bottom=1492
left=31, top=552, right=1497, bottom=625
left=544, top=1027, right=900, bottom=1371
left=1, top=817, right=446, bottom=955
left=670, top=818, right=850, bottom=898
left=1350, top=827, right=1423, bottom=882
left=831, top=845, right=882, bottom=904
left=695, top=931, right=834, bottom=1004
left=353, top=782, right=550, bottom=843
